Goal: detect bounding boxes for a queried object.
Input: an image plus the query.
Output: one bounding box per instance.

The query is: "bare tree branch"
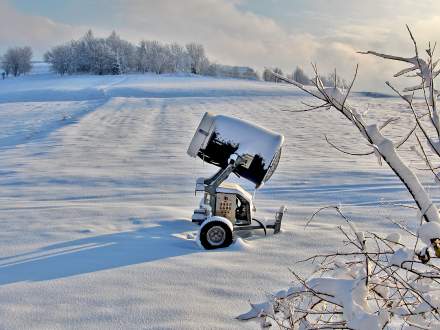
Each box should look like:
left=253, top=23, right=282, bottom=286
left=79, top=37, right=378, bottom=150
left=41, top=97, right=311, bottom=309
left=324, top=135, right=374, bottom=156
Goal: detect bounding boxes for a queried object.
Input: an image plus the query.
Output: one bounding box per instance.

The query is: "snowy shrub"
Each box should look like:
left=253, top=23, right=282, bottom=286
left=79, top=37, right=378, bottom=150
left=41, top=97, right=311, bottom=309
left=239, top=26, right=440, bottom=329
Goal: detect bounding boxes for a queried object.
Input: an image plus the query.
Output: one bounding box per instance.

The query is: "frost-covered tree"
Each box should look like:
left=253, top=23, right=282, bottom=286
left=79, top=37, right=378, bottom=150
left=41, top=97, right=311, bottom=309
left=169, top=43, right=190, bottom=73
left=77, top=29, right=95, bottom=73
left=272, top=68, right=283, bottom=83
left=106, top=31, right=136, bottom=74
left=293, top=66, right=310, bottom=85
left=136, top=40, right=172, bottom=74
left=2, top=46, right=33, bottom=77
left=148, top=41, right=170, bottom=74
left=186, top=43, right=209, bottom=74
left=292, top=66, right=345, bottom=88
left=44, top=43, right=76, bottom=75
left=90, top=39, right=114, bottom=75
left=326, top=71, right=348, bottom=89
left=263, top=68, right=274, bottom=82
left=239, top=26, right=440, bottom=330
left=136, top=41, right=149, bottom=74
left=263, top=67, right=284, bottom=82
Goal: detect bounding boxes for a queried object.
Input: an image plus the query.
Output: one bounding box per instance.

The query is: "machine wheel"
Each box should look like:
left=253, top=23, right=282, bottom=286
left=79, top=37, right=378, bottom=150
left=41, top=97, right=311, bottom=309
left=199, top=221, right=233, bottom=250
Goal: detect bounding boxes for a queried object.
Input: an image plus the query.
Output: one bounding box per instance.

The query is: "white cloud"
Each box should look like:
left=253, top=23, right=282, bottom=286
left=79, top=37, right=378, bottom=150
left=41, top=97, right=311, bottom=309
left=100, top=0, right=440, bottom=91
left=114, top=0, right=322, bottom=72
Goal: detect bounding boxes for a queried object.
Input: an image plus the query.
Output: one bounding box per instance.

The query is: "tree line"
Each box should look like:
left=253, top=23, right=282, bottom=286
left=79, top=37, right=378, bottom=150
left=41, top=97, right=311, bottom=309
left=263, top=66, right=347, bottom=88
left=3, top=32, right=339, bottom=85
left=43, top=30, right=212, bottom=76
left=1, top=30, right=258, bottom=80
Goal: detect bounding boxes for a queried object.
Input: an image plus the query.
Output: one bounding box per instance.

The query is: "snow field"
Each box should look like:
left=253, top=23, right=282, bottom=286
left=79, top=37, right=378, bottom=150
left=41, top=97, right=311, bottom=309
left=0, top=74, right=438, bottom=329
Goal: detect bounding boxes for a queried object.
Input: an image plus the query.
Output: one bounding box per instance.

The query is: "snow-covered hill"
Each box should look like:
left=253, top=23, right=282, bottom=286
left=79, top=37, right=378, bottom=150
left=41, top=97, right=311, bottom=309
left=0, top=74, right=436, bottom=329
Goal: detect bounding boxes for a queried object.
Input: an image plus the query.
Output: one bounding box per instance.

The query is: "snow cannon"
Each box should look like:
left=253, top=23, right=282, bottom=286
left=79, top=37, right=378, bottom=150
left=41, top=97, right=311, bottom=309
left=188, top=112, right=286, bottom=250
left=187, top=112, right=284, bottom=188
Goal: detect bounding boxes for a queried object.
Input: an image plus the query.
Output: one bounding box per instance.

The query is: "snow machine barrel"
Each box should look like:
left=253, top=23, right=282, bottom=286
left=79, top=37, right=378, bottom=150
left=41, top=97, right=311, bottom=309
left=187, top=112, right=284, bottom=188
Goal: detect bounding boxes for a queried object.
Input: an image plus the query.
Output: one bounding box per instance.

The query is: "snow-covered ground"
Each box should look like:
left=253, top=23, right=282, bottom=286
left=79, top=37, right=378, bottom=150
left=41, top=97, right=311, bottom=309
left=0, top=73, right=438, bottom=329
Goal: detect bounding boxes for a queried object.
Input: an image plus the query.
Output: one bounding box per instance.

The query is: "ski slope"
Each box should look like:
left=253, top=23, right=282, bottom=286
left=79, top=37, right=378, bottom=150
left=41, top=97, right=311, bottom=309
left=0, top=73, right=437, bottom=329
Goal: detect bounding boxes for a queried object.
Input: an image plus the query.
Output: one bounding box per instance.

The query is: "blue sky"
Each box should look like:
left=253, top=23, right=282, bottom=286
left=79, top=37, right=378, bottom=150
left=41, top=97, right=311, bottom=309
left=2, top=0, right=440, bottom=91
left=11, top=0, right=119, bottom=25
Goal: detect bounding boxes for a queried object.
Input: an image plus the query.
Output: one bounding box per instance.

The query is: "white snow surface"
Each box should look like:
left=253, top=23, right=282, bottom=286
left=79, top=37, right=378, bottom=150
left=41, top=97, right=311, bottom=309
left=418, top=221, right=440, bottom=245
left=0, top=73, right=439, bottom=329
left=389, top=248, right=414, bottom=267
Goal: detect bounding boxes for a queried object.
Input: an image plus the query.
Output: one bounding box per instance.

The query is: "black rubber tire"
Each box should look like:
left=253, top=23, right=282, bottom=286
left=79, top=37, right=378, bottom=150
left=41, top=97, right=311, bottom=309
left=200, top=221, right=233, bottom=250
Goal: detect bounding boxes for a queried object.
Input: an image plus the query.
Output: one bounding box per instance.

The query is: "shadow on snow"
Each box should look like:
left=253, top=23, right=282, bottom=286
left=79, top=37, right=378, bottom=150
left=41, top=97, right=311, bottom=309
left=0, top=220, right=200, bottom=285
